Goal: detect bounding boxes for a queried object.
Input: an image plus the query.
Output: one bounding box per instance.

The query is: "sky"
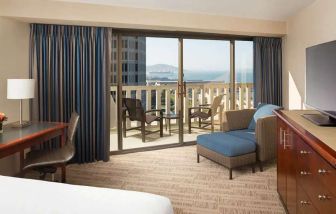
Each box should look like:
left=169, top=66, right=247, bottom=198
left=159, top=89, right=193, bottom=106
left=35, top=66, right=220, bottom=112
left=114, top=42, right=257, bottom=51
left=146, top=37, right=253, bottom=71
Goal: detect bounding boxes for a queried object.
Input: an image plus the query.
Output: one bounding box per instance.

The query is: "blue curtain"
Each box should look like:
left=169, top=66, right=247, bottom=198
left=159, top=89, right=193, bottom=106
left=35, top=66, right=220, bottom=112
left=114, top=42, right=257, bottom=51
left=253, top=37, right=282, bottom=107
left=29, top=24, right=111, bottom=163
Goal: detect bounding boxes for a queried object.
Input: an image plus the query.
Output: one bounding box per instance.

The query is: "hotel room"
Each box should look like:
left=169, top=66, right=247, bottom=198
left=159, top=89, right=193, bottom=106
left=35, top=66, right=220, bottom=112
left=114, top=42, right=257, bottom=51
left=0, top=0, right=335, bottom=213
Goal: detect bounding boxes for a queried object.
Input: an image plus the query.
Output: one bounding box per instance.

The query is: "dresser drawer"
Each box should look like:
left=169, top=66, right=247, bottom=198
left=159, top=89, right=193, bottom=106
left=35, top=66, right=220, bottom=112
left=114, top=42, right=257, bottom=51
left=297, top=137, right=336, bottom=197
left=296, top=138, right=315, bottom=167
left=296, top=138, right=336, bottom=213
left=310, top=151, right=336, bottom=197
left=297, top=184, right=318, bottom=214
left=298, top=173, right=335, bottom=214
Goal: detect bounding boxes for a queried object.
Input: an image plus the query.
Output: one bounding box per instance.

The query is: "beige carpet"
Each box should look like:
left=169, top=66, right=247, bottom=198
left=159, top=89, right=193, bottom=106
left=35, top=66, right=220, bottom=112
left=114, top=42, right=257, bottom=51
left=54, top=146, right=284, bottom=214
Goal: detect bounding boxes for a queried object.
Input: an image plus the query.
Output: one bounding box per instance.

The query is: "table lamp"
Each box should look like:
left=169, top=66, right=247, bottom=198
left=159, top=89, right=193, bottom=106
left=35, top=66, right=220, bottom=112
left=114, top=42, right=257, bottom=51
left=7, top=79, right=35, bottom=128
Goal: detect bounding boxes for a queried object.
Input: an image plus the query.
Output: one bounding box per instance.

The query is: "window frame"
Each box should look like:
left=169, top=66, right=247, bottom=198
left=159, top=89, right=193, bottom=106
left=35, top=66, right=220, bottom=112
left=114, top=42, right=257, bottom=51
left=111, top=30, right=255, bottom=152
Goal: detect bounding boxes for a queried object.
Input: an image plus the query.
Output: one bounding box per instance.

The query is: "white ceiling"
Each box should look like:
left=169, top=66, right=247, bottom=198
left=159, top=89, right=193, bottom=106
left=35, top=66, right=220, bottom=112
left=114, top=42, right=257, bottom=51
left=58, top=0, right=316, bottom=21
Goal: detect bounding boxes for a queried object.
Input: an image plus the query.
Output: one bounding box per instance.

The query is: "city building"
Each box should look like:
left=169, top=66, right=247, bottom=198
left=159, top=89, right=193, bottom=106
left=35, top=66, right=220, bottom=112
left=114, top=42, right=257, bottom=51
left=111, top=36, right=146, bottom=85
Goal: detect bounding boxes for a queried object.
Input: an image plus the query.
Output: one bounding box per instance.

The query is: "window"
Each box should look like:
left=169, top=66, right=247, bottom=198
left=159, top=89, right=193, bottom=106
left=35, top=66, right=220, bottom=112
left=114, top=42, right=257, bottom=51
left=123, top=40, right=128, bottom=48
left=122, top=63, right=128, bottom=72
left=113, top=39, right=117, bottom=49
left=123, top=52, right=128, bottom=60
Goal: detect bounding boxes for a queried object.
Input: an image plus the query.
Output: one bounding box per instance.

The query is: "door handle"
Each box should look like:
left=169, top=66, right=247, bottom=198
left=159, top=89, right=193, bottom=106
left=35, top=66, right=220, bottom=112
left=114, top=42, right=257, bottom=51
left=177, top=83, right=180, bottom=98
left=283, top=132, right=290, bottom=149
left=279, top=128, right=284, bottom=145
left=177, top=82, right=186, bottom=98
left=283, top=130, right=286, bottom=149
left=177, top=83, right=183, bottom=98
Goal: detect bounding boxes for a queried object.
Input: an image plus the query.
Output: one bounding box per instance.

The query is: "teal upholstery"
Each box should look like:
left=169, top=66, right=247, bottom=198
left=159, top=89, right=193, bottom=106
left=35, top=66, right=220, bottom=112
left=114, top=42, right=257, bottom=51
left=248, top=103, right=280, bottom=130
left=226, top=129, right=256, bottom=142
left=197, top=132, right=256, bottom=157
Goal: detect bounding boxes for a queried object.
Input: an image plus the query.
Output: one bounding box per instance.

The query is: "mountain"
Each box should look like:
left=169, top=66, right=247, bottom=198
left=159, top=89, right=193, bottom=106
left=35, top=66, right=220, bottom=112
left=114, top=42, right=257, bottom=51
left=146, top=64, right=178, bottom=80
left=146, top=64, right=253, bottom=83
left=146, top=64, right=178, bottom=74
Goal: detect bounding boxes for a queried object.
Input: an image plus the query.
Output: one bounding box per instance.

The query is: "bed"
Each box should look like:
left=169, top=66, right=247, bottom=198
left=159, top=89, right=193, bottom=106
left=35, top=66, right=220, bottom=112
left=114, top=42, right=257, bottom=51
left=0, top=175, right=173, bottom=214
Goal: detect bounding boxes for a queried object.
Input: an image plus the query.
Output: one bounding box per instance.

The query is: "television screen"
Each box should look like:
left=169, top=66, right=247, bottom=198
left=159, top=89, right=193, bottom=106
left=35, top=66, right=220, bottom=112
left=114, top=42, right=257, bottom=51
left=306, top=40, right=336, bottom=119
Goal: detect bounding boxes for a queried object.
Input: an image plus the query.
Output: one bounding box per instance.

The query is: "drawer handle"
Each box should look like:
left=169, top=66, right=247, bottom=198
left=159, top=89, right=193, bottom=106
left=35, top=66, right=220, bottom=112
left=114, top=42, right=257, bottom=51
left=318, top=169, right=328, bottom=174
left=300, top=150, right=311, bottom=155
left=300, top=200, right=311, bottom=205
left=300, top=171, right=311, bottom=176
left=318, top=195, right=331, bottom=201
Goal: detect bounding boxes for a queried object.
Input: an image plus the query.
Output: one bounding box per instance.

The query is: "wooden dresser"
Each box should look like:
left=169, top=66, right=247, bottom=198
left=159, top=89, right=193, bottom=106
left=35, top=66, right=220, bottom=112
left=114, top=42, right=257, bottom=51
left=274, top=110, right=336, bottom=214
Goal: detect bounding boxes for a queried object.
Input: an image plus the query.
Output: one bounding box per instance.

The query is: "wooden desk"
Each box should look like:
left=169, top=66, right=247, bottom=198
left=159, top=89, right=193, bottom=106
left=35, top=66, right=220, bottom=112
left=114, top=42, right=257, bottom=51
left=0, top=122, right=67, bottom=176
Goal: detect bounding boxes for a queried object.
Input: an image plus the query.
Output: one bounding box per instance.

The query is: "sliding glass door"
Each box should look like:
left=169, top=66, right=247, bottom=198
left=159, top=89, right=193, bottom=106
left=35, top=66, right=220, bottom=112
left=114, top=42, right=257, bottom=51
left=110, top=35, right=181, bottom=151
left=110, top=32, right=254, bottom=152
left=182, top=39, right=231, bottom=142
left=234, top=41, right=254, bottom=110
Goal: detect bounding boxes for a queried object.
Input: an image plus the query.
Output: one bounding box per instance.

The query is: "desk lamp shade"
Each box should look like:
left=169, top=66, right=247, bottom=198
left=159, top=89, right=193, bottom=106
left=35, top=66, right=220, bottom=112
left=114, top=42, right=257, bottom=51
left=7, top=79, right=35, bottom=99
left=7, top=79, right=35, bottom=128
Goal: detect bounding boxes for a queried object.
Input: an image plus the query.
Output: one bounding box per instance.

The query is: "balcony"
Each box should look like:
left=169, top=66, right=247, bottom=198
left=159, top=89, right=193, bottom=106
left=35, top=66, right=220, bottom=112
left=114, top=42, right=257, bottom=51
left=110, top=82, right=253, bottom=150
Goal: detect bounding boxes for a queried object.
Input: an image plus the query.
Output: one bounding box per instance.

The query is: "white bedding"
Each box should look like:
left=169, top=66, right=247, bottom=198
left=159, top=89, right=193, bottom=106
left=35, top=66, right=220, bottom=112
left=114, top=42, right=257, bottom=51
left=0, top=175, right=173, bottom=214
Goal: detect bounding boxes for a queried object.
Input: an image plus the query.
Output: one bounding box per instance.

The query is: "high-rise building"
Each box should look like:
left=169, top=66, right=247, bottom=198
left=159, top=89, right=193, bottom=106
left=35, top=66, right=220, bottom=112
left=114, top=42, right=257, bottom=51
left=111, top=36, right=146, bottom=85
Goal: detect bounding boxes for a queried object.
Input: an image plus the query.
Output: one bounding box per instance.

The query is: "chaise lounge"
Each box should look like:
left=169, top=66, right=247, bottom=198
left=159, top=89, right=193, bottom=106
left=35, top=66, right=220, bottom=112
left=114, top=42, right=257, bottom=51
left=197, top=104, right=280, bottom=179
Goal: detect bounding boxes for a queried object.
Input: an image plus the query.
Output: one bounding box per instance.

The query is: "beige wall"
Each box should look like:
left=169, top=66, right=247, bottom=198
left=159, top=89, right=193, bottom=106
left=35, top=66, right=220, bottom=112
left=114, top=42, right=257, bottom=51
left=0, top=17, right=30, bottom=175
left=0, top=0, right=286, bottom=37
left=283, top=0, right=336, bottom=109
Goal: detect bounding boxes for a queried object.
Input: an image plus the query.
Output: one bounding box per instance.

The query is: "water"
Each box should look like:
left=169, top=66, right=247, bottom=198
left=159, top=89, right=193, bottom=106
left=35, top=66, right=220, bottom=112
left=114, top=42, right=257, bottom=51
left=147, top=69, right=253, bottom=83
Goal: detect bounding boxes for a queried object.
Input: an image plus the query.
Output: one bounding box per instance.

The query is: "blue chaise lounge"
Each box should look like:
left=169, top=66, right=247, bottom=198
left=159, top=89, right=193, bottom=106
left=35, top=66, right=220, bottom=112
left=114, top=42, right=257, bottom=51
left=197, top=104, right=280, bottom=179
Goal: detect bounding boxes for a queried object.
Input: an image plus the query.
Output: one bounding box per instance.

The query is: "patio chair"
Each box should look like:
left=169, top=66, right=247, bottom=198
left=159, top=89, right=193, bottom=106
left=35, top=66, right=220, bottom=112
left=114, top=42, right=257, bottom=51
left=188, top=94, right=224, bottom=133
left=122, top=98, right=163, bottom=142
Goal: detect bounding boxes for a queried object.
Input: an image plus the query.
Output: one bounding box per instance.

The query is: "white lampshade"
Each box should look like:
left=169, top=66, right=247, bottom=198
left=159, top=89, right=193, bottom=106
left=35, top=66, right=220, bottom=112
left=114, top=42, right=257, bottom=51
left=7, top=79, right=35, bottom=99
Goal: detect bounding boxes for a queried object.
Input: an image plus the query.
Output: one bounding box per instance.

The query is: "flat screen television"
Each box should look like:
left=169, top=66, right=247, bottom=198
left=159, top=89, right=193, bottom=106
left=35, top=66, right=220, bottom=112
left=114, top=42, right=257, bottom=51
left=304, top=40, right=336, bottom=126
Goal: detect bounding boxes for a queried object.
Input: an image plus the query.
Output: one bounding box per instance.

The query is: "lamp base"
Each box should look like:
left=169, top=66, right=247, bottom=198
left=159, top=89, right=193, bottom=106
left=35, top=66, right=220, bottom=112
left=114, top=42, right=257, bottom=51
left=11, top=121, right=31, bottom=128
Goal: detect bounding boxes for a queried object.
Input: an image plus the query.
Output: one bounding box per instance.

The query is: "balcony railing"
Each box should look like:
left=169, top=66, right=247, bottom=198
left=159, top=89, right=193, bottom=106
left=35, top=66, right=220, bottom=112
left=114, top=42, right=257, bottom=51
left=110, top=82, right=253, bottom=128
